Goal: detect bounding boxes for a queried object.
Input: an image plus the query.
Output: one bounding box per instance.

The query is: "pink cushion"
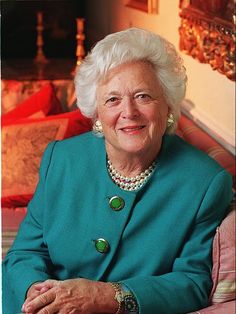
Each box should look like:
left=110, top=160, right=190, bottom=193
left=210, top=205, right=236, bottom=304
left=189, top=300, right=235, bottom=313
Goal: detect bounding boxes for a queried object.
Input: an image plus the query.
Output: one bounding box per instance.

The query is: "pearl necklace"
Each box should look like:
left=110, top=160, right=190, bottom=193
left=107, top=159, right=157, bottom=191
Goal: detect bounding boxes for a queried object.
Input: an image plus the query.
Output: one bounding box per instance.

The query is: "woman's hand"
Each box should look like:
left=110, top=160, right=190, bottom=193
left=22, top=281, right=52, bottom=312
left=22, top=278, right=118, bottom=314
left=27, top=281, right=53, bottom=298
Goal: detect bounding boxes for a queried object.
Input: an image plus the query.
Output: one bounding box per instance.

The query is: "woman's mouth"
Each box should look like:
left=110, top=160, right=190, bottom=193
left=120, top=125, right=145, bottom=134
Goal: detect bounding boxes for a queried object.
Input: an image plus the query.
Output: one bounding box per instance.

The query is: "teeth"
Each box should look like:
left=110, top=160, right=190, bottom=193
left=123, top=126, right=143, bottom=131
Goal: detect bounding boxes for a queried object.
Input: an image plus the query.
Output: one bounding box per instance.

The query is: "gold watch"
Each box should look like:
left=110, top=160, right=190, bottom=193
left=110, top=282, right=139, bottom=313
left=110, top=282, right=124, bottom=314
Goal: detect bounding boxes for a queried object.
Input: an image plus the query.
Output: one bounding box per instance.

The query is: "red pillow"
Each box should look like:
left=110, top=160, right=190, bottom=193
left=2, top=83, right=63, bottom=123
left=2, top=110, right=92, bottom=207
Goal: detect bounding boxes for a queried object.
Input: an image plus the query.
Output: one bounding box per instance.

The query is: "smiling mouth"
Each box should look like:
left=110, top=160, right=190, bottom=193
left=120, top=125, right=145, bottom=133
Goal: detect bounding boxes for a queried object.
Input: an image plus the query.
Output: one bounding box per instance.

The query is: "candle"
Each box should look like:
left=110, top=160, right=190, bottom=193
left=76, top=18, right=84, bottom=32
left=37, top=11, right=43, bottom=24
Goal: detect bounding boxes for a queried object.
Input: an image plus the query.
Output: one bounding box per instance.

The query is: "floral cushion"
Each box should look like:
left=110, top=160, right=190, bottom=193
left=1, top=110, right=92, bottom=207
left=1, top=80, right=42, bottom=114
left=1, top=79, right=75, bottom=114
left=2, top=83, right=62, bottom=122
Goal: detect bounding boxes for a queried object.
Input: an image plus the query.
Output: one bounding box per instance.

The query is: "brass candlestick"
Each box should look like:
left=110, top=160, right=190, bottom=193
left=76, top=18, right=85, bottom=66
left=34, top=11, right=48, bottom=64
left=72, top=18, right=85, bottom=75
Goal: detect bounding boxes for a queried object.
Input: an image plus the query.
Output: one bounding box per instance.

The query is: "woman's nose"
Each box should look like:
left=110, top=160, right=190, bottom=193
left=121, top=96, right=139, bottom=119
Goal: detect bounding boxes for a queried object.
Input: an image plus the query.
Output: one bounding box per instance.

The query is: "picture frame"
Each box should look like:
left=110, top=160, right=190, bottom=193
left=179, top=0, right=235, bottom=81
left=125, top=0, right=158, bottom=14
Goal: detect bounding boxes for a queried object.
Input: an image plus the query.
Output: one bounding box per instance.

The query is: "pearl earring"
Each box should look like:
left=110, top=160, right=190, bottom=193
left=167, top=113, right=175, bottom=128
left=93, top=120, right=104, bottom=136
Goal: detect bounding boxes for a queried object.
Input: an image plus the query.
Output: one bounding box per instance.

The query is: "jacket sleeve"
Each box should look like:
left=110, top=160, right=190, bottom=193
left=2, top=141, right=57, bottom=312
left=122, top=170, right=233, bottom=314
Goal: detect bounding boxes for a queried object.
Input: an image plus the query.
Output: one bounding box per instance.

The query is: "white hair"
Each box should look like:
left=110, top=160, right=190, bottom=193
left=74, top=27, right=187, bottom=133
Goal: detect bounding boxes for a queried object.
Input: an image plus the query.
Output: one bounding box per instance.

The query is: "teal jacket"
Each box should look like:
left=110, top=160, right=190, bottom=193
left=3, top=132, right=232, bottom=314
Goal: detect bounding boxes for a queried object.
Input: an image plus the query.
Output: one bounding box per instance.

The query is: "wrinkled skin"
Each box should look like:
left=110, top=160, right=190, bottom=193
left=22, top=278, right=117, bottom=314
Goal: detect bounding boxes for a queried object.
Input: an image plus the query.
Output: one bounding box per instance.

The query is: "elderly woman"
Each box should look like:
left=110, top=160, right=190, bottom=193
left=3, top=28, right=232, bottom=314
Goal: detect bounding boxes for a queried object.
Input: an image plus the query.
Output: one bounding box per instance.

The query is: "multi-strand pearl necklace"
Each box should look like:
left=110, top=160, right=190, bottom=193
left=107, top=159, right=157, bottom=191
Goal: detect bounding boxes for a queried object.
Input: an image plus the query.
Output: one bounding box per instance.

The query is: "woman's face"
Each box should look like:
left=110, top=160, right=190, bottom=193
left=96, top=61, right=169, bottom=158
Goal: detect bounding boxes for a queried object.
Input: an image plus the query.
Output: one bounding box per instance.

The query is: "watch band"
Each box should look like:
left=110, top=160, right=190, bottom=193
left=110, top=282, right=124, bottom=314
left=121, top=284, right=139, bottom=313
left=123, top=294, right=139, bottom=313
left=110, top=282, right=139, bottom=314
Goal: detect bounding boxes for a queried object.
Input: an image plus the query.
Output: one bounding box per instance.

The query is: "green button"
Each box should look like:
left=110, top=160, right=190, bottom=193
left=94, top=238, right=110, bottom=253
left=109, top=196, right=125, bottom=211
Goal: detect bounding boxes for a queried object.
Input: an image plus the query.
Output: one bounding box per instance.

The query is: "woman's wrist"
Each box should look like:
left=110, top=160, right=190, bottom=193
left=93, top=281, right=121, bottom=313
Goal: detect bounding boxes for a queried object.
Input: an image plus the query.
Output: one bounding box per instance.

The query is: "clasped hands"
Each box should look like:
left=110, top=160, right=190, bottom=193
left=22, top=278, right=117, bottom=314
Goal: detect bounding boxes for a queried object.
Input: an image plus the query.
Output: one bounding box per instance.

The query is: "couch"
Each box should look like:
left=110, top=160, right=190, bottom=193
left=2, top=80, right=92, bottom=253
left=1, top=81, right=235, bottom=312
left=177, top=115, right=235, bottom=314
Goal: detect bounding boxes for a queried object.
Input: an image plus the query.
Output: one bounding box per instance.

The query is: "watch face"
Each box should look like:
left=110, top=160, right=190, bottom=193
left=124, top=294, right=138, bottom=312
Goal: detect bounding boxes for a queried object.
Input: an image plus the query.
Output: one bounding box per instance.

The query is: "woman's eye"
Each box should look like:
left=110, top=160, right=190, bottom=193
left=138, top=94, right=150, bottom=99
left=109, top=97, right=118, bottom=102
left=105, top=97, right=120, bottom=106
left=135, top=94, right=151, bottom=103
